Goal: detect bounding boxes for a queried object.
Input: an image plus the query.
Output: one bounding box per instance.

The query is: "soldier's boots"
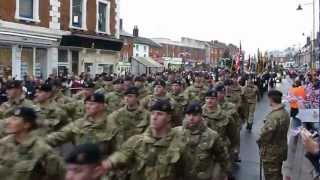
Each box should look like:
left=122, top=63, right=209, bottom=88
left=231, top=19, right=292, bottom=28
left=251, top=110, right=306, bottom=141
left=246, top=123, right=253, bottom=131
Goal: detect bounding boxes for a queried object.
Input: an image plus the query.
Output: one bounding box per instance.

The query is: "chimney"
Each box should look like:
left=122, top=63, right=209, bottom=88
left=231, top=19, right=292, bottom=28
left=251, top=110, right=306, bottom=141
left=133, top=26, right=139, bottom=37
left=120, top=19, right=123, bottom=31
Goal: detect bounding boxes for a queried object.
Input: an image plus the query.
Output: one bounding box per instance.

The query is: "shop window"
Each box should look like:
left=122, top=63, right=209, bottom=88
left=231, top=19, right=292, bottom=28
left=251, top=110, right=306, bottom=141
left=21, top=47, right=33, bottom=78
left=0, top=47, right=12, bottom=79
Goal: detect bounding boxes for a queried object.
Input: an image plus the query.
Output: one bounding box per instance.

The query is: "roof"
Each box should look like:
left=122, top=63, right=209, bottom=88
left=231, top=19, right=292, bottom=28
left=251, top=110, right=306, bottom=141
left=133, top=57, right=163, bottom=68
left=133, top=37, right=161, bottom=48
left=152, top=38, right=204, bottom=49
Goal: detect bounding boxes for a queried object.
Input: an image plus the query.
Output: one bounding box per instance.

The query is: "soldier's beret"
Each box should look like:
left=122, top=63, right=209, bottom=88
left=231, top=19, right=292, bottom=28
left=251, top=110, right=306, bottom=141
left=13, top=107, right=37, bottom=123
left=124, top=86, right=139, bottom=96
left=113, top=78, right=124, bottom=85
left=82, top=81, right=95, bottom=89
left=39, top=83, right=53, bottom=92
left=267, top=90, right=283, bottom=98
left=153, top=80, right=166, bottom=87
left=150, top=99, right=172, bottom=113
left=103, top=76, right=113, bottom=82
left=85, top=93, right=105, bottom=104
left=65, top=143, right=102, bottom=165
left=215, top=84, right=225, bottom=92
left=205, top=89, right=217, bottom=98
left=6, top=80, right=22, bottom=89
left=185, top=101, right=202, bottom=114
left=134, top=76, right=145, bottom=82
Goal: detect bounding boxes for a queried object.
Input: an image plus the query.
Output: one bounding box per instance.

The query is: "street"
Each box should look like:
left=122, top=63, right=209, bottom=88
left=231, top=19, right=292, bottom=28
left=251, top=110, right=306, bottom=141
left=234, top=78, right=292, bottom=180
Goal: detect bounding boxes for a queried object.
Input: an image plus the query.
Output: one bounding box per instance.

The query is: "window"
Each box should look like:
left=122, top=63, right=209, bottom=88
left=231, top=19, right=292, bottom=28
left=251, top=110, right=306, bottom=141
left=58, top=50, right=68, bottom=63
left=136, top=45, right=139, bottom=51
left=96, top=0, right=110, bottom=33
left=15, top=0, right=40, bottom=22
left=70, top=0, right=87, bottom=29
left=144, top=46, right=147, bottom=52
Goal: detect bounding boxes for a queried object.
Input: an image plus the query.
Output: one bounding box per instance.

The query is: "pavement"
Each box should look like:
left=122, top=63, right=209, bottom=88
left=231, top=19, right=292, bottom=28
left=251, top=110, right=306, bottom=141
left=234, top=78, right=292, bottom=180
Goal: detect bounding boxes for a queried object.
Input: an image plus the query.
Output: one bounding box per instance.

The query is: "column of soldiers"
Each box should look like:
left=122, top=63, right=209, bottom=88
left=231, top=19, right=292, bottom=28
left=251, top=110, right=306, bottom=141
left=0, top=70, right=276, bottom=180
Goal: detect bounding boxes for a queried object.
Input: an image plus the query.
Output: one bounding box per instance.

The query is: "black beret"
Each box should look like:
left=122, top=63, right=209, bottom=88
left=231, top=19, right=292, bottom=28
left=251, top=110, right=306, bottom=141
left=113, top=78, right=124, bottom=85
left=267, top=90, right=283, bottom=98
left=205, top=89, right=217, bottom=97
left=85, top=93, right=105, bottom=104
left=215, top=84, right=225, bottom=92
left=103, top=76, right=113, bottom=82
left=13, top=107, right=37, bottom=123
left=153, top=80, right=166, bottom=87
left=39, top=83, right=53, bottom=92
left=150, top=99, right=172, bottom=113
left=124, top=86, right=139, bottom=95
left=6, top=80, right=22, bottom=89
left=185, top=101, right=202, bottom=114
left=65, top=143, right=102, bottom=165
left=82, top=81, right=95, bottom=89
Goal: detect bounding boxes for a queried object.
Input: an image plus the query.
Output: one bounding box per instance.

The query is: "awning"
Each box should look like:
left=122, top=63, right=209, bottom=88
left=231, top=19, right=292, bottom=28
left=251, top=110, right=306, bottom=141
left=133, top=57, right=163, bottom=68
left=60, top=33, right=123, bottom=51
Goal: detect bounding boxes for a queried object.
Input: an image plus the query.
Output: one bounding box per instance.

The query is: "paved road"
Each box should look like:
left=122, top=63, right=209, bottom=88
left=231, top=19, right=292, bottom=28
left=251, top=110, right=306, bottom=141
left=234, top=78, right=292, bottom=180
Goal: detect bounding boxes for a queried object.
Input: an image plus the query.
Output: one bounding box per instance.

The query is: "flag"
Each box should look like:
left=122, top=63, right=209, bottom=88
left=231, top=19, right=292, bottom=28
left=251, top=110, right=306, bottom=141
left=235, top=41, right=242, bottom=71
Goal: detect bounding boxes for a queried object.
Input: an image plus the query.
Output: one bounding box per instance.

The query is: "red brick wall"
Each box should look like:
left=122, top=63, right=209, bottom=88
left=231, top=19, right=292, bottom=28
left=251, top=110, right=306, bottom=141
left=120, top=37, right=133, bottom=59
left=0, top=0, right=50, bottom=28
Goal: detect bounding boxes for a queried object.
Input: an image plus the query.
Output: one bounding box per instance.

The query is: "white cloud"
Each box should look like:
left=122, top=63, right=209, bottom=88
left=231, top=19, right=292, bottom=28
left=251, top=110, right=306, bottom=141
left=120, top=0, right=315, bottom=55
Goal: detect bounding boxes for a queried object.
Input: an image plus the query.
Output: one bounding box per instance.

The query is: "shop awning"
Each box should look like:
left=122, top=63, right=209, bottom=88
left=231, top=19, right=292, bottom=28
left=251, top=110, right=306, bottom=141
left=133, top=57, right=163, bottom=68
left=60, top=33, right=123, bottom=51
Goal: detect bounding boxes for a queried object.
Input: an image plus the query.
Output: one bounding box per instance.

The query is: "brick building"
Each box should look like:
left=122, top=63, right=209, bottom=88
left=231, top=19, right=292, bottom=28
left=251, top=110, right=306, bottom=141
left=0, top=0, right=122, bottom=79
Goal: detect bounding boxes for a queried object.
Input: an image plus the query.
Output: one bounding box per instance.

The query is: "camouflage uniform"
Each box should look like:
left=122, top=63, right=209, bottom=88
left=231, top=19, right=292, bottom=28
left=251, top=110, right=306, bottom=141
left=0, top=94, right=34, bottom=119
left=105, top=91, right=124, bottom=113
left=0, top=132, right=65, bottom=180
left=138, top=86, right=151, bottom=100
left=140, top=94, right=176, bottom=111
left=168, top=92, right=188, bottom=127
left=257, top=104, right=290, bottom=180
left=175, top=124, right=230, bottom=180
left=34, top=100, right=69, bottom=135
left=183, top=84, right=208, bottom=103
left=107, top=128, right=185, bottom=180
left=202, top=105, right=237, bottom=170
left=243, top=83, right=258, bottom=125
left=96, top=84, right=114, bottom=94
left=46, top=113, right=117, bottom=156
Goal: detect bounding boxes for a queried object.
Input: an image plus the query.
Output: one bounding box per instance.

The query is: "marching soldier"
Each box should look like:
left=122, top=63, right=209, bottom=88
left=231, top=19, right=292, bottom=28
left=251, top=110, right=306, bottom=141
left=0, top=80, right=34, bottom=119
left=46, top=93, right=117, bottom=157
left=168, top=80, right=188, bottom=127
left=95, top=75, right=114, bottom=94
left=0, top=107, right=65, bottom=180
left=183, top=73, right=208, bottom=103
left=72, top=81, right=96, bottom=120
left=243, top=78, right=258, bottom=130
left=134, top=76, right=150, bottom=99
left=33, top=83, right=69, bottom=135
left=175, top=102, right=229, bottom=180
left=101, top=99, right=185, bottom=180
left=257, top=90, right=290, bottom=180
left=105, top=78, right=125, bottom=113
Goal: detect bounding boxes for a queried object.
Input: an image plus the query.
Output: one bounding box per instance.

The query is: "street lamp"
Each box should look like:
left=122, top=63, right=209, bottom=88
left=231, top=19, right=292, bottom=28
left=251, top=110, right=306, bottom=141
left=296, top=1, right=316, bottom=70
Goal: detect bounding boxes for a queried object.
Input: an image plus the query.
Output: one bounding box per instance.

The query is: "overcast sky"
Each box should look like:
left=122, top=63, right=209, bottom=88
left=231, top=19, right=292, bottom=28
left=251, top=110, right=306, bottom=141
left=120, top=0, right=317, bottom=55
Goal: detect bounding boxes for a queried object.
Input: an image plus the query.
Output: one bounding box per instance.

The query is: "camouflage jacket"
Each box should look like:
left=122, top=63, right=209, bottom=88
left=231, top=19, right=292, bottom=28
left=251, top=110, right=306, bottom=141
left=46, top=113, right=117, bottom=156
left=174, top=124, right=230, bottom=180
left=243, top=84, right=258, bottom=104
left=108, top=128, right=185, bottom=180
left=257, top=104, right=290, bottom=160
left=0, top=95, right=35, bottom=119
left=107, top=106, right=150, bottom=150
left=105, top=91, right=124, bottom=113
left=0, top=132, right=65, bottom=180
left=168, top=93, right=188, bottom=127
left=183, top=85, right=208, bottom=103
left=140, top=94, right=176, bottom=111
left=226, top=85, right=242, bottom=108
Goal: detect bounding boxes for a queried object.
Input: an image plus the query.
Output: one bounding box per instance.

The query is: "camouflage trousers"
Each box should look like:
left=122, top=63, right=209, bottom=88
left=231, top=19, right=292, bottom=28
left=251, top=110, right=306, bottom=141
left=247, top=103, right=256, bottom=124
left=262, top=159, right=283, bottom=180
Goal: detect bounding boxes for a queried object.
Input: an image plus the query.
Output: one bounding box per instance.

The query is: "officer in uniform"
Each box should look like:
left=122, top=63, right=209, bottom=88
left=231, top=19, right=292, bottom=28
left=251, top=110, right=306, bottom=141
left=65, top=143, right=104, bottom=180
left=33, top=83, right=69, bottom=135
left=257, top=90, right=290, bottom=180
left=0, top=80, right=34, bottom=119
left=0, top=107, right=65, bottom=180
left=168, top=80, right=188, bottom=127
left=102, top=99, right=185, bottom=180
left=46, top=93, right=117, bottom=157
left=175, top=102, right=229, bottom=180
left=183, top=73, right=208, bottom=103
left=105, top=78, right=125, bottom=113
left=243, top=78, right=258, bottom=130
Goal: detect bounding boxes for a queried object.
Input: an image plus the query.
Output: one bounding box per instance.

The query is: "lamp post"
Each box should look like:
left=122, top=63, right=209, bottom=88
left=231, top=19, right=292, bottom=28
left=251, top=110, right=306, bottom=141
left=297, top=1, right=316, bottom=70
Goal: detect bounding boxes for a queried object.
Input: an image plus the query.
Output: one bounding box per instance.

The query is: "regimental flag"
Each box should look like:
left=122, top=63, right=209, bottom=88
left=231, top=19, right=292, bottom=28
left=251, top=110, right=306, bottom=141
left=235, top=41, right=242, bottom=72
